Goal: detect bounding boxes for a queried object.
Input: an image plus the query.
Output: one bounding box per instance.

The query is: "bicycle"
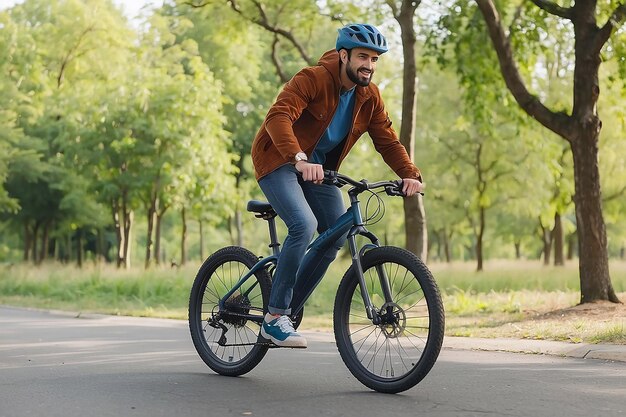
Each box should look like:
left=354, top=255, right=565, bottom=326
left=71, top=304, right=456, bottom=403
left=189, top=170, right=445, bottom=393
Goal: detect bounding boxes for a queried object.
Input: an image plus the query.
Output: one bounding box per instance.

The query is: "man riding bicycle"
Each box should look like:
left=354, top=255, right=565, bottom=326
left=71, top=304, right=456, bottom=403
left=251, top=23, right=424, bottom=348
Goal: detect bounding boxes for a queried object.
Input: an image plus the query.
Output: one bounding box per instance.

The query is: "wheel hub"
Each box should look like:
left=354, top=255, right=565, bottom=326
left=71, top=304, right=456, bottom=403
left=377, top=302, right=406, bottom=337
left=221, top=292, right=250, bottom=327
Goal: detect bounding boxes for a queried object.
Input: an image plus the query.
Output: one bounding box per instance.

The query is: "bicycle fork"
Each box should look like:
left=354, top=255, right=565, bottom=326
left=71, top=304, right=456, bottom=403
left=346, top=226, right=393, bottom=326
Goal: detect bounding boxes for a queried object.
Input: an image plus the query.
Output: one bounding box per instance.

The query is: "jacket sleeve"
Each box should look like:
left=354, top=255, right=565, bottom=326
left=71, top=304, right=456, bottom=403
left=368, top=92, right=422, bottom=181
left=264, top=68, right=318, bottom=161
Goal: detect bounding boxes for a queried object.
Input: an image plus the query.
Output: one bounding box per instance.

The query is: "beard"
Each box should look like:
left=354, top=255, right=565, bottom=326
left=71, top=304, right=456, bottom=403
left=346, top=61, right=374, bottom=87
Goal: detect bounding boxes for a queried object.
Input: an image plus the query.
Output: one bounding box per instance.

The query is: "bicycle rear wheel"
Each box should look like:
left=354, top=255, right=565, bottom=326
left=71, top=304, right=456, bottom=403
left=189, top=246, right=271, bottom=376
left=333, top=246, right=445, bottom=393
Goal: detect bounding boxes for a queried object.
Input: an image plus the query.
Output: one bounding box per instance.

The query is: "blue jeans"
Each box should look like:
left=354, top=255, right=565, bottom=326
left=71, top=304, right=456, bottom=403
left=258, top=164, right=347, bottom=315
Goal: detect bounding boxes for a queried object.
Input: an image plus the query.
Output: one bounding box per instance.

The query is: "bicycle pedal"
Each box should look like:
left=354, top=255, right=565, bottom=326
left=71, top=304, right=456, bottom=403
left=256, top=335, right=278, bottom=348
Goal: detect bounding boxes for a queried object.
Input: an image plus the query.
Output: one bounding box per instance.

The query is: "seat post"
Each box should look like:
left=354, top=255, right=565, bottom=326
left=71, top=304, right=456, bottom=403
left=267, top=217, right=280, bottom=256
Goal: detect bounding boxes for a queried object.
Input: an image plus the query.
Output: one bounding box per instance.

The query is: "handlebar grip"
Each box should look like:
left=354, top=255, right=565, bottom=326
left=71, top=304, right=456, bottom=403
left=385, top=180, right=425, bottom=197
left=385, top=180, right=405, bottom=197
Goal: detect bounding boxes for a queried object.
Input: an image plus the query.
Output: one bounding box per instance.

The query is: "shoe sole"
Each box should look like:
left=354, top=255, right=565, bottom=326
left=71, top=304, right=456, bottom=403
left=260, top=327, right=307, bottom=349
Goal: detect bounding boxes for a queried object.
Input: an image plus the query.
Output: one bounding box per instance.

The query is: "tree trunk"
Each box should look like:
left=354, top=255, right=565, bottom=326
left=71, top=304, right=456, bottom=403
left=235, top=209, right=243, bottom=247
left=112, top=199, right=124, bottom=268
left=76, top=228, right=83, bottom=268
left=32, top=221, right=40, bottom=264
left=475, top=206, right=485, bottom=271
left=38, top=221, right=50, bottom=264
left=96, top=228, right=104, bottom=263
left=155, top=210, right=165, bottom=266
left=392, top=0, right=427, bottom=261
left=66, top=234, right=72, bottom=263
left=51, top=237, right=58, bottom=261
left=444, top=229, right=452, bottom=263
left=553, top=212, right=564, bottom=266
left=199, top=219, right=205, bottom=261
left=567, top=232, right=576, bottom=260
left=404, top=196, right=427, bottom=260
left=569, top=11, right=618, bottom=302
left=145, top=198, right=157, bottom=269
left=570, top=135, right=618, bottom=302
left=181, top=206, right=187, bottom=266
left=514, top=240, right=521, bottom=259
left=121, top=192, right=133, bottom=269
left=23, top=221, right=32, bottom=262
left=123, top=211, right=132, bottom=269
left=540, top=221, right=552, bottom=266
left=434, top=230, right=442, bottom=260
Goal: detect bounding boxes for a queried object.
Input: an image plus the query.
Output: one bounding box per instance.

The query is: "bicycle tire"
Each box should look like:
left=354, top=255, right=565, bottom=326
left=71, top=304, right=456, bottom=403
left=333, top=246, right=445, bottom=393
left=189, top=246, right=271, bottom=376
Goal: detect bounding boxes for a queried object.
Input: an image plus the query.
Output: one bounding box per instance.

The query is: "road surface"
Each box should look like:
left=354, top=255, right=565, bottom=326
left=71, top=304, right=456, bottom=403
left=1, top=307, right=624, bottom=417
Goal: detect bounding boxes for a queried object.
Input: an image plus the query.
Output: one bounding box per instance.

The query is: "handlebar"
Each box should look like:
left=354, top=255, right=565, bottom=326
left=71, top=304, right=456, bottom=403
left=322, top=170, right=423, bottom=197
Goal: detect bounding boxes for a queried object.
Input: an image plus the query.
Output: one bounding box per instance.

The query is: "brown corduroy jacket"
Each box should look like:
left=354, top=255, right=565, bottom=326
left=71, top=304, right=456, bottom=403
left=251, top=49, right=421, bottom=181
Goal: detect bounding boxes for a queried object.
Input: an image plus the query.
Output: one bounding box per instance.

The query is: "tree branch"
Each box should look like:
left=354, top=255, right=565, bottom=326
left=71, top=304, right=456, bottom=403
left=184, top=0, right=315, bottom=66
left=231, top=0, right=315, bottom=66
left=529, top=0, right=574, bottom=19
left=595, top=3, right=626, bottom=53
left=57, top=25, right=97, bottom=88
left=385, top=0, right=400, bottom=19
left=319, top=12, right=346, bottom=23
left=474, top=0, right=572, bottom=140
left=270, top=35, right=289, bottom=83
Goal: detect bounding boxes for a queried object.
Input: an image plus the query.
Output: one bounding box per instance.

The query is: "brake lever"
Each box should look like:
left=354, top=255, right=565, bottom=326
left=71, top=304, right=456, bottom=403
left=385, top=180, right=424, bottom=197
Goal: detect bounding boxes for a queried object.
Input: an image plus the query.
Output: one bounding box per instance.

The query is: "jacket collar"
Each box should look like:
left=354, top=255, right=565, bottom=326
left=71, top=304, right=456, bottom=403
left=318, top=49, right=372, bottom=101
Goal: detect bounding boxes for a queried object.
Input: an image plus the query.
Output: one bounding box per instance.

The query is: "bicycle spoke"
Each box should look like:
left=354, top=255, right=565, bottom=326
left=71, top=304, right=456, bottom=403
left=353, top=325, right=379, bottom=357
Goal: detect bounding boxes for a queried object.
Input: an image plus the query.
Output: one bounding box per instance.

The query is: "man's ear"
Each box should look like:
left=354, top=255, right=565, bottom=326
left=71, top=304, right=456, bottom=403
left=339, top=49, right=348, bottom=64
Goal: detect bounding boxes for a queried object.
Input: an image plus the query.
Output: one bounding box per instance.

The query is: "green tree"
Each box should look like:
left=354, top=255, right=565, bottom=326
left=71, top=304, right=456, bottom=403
left=472, top=0, right=624, bottom=303
left=0, top=11, right=34, bottom=214
left=433, top=0, right=623, bottom=302
left=169, top=2, right=278, bottom=246
left=2, top=0, right=133, bottom=264
left=69, top=12, right=235, bottom=268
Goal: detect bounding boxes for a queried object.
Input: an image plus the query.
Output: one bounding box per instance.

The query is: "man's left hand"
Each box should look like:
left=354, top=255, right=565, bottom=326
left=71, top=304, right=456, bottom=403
left=402, top=178, right=424, bottom=197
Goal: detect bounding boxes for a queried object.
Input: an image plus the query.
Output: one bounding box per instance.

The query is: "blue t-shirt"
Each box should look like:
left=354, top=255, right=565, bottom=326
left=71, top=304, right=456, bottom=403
left=311, top=88, right=356, bottom=164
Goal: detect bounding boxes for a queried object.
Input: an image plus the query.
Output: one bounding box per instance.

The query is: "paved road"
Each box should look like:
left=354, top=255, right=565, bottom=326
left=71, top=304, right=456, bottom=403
left=1, top=307, right=625, bottom=417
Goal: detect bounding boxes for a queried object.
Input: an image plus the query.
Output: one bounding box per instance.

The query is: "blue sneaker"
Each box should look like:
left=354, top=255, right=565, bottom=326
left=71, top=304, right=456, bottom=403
left=260, top=314, right=307, bottom=348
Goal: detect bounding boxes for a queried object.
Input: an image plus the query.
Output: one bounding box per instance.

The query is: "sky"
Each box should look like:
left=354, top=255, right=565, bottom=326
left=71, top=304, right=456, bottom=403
left=0, top=0, right=161, bottom=20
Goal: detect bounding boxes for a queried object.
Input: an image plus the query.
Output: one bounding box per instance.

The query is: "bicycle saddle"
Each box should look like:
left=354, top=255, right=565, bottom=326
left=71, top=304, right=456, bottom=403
left=246, top=200, right=273, bottom=213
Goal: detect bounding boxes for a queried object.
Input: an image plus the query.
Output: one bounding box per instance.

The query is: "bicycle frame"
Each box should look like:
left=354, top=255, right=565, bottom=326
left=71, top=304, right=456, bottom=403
left=218, top=184, right=394, bottom=326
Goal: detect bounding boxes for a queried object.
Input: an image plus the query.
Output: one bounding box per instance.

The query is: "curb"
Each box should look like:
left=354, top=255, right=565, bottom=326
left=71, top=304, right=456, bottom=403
left=441, top=336, right=626, bottom=363
left=300, top=331, right=626, bottom=363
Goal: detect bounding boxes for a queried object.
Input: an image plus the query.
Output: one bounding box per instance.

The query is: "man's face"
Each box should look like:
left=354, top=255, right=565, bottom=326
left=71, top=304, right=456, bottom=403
left=344, top=47, right=379, bottom=87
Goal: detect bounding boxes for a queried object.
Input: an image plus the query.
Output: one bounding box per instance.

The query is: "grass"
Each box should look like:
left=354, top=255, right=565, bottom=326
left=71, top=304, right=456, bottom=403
left=0, top=263, right=191, bottom=319
left=1, top=259, right=625, bottom=344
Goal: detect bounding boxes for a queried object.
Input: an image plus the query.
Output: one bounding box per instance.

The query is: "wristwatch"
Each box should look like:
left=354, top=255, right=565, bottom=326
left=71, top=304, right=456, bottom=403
left=294, top=152, right=308, bottom=163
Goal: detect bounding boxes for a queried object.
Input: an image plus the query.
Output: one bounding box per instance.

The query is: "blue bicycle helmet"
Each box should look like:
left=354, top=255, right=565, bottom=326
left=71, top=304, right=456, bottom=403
left=336, top=23, right=388, bottom=54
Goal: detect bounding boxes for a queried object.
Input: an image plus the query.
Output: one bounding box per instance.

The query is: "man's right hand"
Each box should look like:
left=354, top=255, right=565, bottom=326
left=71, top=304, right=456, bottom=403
left=295, top=161, right=324, bottom=184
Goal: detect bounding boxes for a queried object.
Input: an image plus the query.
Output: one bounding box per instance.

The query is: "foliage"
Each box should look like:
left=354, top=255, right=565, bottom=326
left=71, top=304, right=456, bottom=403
left=0, top=0, right=624, bottom=274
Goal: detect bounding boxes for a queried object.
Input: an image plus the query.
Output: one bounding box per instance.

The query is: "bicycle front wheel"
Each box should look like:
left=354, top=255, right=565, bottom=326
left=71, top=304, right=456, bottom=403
left=189, top=246, right=271, bottom=376
left=334, top=246, right=445, bottom=393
